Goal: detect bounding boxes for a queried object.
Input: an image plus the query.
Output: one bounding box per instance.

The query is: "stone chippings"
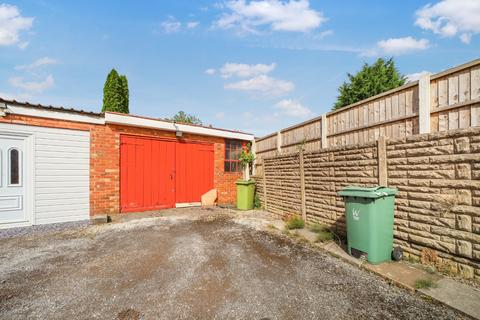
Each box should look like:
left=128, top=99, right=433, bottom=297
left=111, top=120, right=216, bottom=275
left=0, top=212, right=466, bottom=319
left=256, top=127, right=480, bottom=282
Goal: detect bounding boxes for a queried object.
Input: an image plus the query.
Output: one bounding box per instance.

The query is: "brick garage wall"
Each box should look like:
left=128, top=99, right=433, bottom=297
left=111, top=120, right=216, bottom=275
left=256, top=127, right=480, bottom=281
left=94, top=124, right=243, bottom=213
left=0, top=114, right=243, bottom=217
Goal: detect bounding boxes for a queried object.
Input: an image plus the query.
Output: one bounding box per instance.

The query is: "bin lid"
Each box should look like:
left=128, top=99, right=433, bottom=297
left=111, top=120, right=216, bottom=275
left=236, top=179, right=256, bottom=185
left=338, top=186, right=397, bottom=199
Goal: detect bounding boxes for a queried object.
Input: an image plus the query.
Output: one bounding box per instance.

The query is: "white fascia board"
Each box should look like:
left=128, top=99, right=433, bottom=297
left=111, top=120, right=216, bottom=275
left=6, top=104, right=105, bottom=125
left=105, top=112, right=254, bottom=141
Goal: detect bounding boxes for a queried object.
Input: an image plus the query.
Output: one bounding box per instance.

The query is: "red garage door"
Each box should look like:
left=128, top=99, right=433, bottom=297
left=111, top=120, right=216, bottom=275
left=120, top=135, right=214, bottom=213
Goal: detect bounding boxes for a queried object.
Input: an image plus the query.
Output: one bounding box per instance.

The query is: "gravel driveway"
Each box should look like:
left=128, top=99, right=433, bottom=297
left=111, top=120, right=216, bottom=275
left=0, top=208, right=465, bottom=320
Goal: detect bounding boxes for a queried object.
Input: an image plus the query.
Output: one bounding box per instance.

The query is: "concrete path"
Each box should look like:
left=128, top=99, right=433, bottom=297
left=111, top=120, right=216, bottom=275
left=290, top=226, right=480, bottom=319
left=419, top=278, right=480, bottom=319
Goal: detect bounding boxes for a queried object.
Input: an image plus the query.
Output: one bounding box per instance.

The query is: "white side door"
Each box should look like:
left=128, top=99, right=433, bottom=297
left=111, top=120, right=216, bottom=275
left=0, top=135, right=27, bottom=224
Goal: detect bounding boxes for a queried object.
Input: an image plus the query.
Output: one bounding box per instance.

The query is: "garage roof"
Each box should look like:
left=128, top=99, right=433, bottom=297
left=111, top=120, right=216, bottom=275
left=1, top=97, right=254, bottom=141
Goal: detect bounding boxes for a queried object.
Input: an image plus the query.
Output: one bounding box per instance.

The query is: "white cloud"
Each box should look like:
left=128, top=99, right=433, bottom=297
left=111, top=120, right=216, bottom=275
left=224, top=74, right=294, bottom=96
left=215, top=0, right=326, bottom=33
left=9, top=74, right=54, bottom=93
left=405, top=71, right=431, bottom=83
left=220, top=62, right=276, bottom=78
left=15, top=57, right=58, bottom=71
left=215, top=111, right=225, bottom=120
left=187, top=21, right=199, bottom=29
left=460, top=33, right=472, bottom=44
left=205, top=68, right=217, bottom=75
left=0, top=4, right=33, bottom=46
left=275, top=99, right=311, bottom=117
left=18, top=41, right=28, bottom=49
left=363, top=37, right=430, bottom=56
left=376, top=37, right=430, bottom=55
left=415, top=0, right=480, bottom=43
left=161, top=17, right=181, bottom=34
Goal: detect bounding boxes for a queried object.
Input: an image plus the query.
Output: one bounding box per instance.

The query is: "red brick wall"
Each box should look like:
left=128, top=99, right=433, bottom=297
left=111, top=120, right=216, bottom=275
left=104, top=124, right=243, bottom=209
left=0, top=114, right=242, bottom=216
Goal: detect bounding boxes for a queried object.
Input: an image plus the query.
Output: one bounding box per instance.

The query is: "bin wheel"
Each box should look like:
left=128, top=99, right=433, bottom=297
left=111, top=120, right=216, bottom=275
left=392, top=246, right=403, bottom=261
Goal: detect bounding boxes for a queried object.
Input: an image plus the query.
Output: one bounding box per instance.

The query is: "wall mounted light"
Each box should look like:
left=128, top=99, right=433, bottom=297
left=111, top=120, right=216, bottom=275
left=0, top=102, right=8, bottom=117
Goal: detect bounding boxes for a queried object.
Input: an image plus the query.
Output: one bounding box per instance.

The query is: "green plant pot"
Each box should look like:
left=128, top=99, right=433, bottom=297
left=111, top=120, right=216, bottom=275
left=236, top=180, right=255, bottom=210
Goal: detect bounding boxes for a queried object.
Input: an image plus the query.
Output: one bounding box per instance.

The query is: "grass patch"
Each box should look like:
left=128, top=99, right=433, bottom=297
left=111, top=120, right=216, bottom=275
left=308, top=223, right=334, bottom=243
left=315, top=231, right=334, bottom=243
left=415, top=278, right=437, bottom=289
left=285, top=215, right=305, bottom=230
left=309, top=223, right=327, bottom=233
left=254, top=194, right=262, bottom=209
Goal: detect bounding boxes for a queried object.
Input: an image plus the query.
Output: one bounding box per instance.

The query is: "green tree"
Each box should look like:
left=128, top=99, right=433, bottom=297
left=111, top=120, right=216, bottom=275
left=333, top=58, right=405, bottom=110
left=169, top=111, right=202, bottom=125
left=119, top=75, right=129, bottom=113
left=102, top=69, right=129, bottom=113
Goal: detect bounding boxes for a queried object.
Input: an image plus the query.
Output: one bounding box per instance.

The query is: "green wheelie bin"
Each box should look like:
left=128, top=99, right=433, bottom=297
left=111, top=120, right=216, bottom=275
left=236, top=180, right=255, bottom=210
left=338, top=186, right=398, bottom=264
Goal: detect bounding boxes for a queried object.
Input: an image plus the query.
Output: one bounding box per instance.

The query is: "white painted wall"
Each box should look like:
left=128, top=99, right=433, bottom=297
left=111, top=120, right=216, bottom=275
left=0, top=123, right=90, bottom=227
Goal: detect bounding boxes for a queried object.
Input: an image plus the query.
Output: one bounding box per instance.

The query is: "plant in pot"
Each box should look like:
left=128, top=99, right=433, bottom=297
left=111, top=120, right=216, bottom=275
left=236, top=142, right=255, bottom=210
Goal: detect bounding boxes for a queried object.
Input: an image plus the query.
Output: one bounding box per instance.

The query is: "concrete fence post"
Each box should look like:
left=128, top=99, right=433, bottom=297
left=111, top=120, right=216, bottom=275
left=251, top=140, right=257, bottom=176
left=263, top=163, right=268, bottom=211
left=299, top=149, right=306, bottom=222
left=321, top=113, right=328, bottom=149
left=419, top=73, right=431, bottom=134
left=277, top=131, right=282, bottom=153
left=378, top=136, right=388, bottom=186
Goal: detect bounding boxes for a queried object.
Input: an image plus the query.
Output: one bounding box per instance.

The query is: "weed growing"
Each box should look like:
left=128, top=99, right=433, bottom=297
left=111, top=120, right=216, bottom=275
left=285, top=215, right=305, bottom=230
left=415, top=278, right=437, bottom=289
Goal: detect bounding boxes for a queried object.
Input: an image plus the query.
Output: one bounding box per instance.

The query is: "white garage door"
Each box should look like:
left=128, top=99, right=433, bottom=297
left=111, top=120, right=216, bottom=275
left=0, top=123, right=90, bottom=228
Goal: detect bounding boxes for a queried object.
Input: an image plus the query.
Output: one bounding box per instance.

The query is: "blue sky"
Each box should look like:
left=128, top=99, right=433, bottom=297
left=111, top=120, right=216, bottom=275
left=1, top=0, right=479, bottom=136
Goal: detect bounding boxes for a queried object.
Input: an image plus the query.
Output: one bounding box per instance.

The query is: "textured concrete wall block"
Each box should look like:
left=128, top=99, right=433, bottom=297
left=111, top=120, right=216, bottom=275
left=456, top=240, right=473, bottom=258
left=456, top=214, right=473, bottom=232
left=470, top=142, right=480, bottom=152
left=394, top=210, right=408, bottom=220
left=472, top=170, right=480, bottom=180
left=387, top=158, right=407, bottom=165
left=430, top=153, right=479, bottom=164
left=409, top=200, right=431, bottom=209
left=408, top=213, right=456, bottom=228
left=455, top=163, right=472, bottom=180
left=394, top=230, right=409, bottom=241
left=406, top=179, right=430, bottom=187
left=408, top=192, right=440, bottom=202
left=456, top=189, right=472, bottom=205
left=409, top=221, right=431, bottom=232
left=440, top=236, right=456, bottom=244
left=389, top=178, right=409, bottom=186
left=473, top=250, right=480, bottom=260
left=389, top=170, right=407, bottom=178
left=394, top=141, right=437, bottom=150
left=458, top=263, right=474, bottom=279
left=409, top=234, right=455, bottom=253
left=406, top=133, right=430, bottom=143
left=430, top=179, right=480, bottom=189
left=437, top=138, right=454, bottom=146
left=386, top=149, right=406, bottom=158
left=454, top=137, right=470, bottom=153
left=451, top=205, right=480, bottom=217
left=407, top=156, right=430, bottom=164
left=406, top=146, right=449, bottom=157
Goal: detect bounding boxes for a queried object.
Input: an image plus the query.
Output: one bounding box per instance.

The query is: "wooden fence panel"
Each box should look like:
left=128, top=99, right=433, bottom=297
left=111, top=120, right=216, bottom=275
left=429, top=63, right=480, bottom=132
